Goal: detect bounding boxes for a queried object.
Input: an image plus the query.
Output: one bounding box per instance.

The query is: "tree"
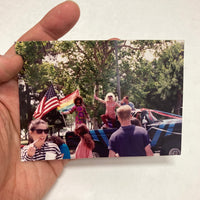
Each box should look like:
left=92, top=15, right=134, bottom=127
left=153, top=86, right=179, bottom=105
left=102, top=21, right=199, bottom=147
left=148, top=41, right=184, bottom=114
left=16, top=40, right=184, bottom=132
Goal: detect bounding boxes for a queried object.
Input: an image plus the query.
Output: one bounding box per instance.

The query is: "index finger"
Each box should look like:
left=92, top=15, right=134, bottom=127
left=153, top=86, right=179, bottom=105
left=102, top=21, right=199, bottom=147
left=1, top=1, right=80, bottom=83
left=6, top=1, right=80, bottom=56
left=29, top=139, right=39, bottom=148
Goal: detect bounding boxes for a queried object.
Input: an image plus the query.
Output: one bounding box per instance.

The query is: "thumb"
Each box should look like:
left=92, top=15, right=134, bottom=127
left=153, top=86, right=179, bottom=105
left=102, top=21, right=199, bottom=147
left=1, top=1, right=80, bottom=84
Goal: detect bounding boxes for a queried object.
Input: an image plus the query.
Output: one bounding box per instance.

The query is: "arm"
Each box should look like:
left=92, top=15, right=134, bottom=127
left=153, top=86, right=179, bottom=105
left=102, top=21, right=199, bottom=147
left=129, top=102, right=135, bottom=110
left=141, top=128, right=153, bottom=156
left=62, top=111, right=70, bottom=115
left=21, top=146, right=35, bottom=161
left=63, top=106, right=76, bottom=115
left=21, top=139, right=40, bottom=161
left=108, top=134, right=119, bottom=157
left=94, top=94, right=105, bottom=104
left=109, top=150, right=119, bottom=157
left=115, top=102, right=121, bottom=107
left=145, top=144, right=154, bottom=156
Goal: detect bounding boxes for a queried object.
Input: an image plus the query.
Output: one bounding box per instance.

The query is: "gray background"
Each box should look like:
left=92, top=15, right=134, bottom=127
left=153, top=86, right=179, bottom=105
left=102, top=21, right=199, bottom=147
left=1, top=0, right=200, bottom=199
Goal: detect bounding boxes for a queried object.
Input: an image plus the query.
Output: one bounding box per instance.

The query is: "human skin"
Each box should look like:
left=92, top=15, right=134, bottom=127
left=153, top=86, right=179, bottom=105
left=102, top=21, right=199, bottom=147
left=0, top=1, right=80, bottom=199
left=27, top=123, right=48, bottom=157
left=109, top=110, right=153, bottom=157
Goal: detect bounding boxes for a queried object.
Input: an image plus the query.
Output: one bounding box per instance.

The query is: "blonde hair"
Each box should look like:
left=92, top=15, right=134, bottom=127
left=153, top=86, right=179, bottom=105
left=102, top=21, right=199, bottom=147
left=117, top=105, right=131, bottom=121
left=105, top=92, right=115, bottom=102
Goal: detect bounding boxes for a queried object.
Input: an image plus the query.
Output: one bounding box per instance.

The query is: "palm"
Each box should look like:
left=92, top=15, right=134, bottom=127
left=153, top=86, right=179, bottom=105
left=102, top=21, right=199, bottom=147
left=0, top=78, right=65, bottom=199
left=0, top=1, right=80, bottom=199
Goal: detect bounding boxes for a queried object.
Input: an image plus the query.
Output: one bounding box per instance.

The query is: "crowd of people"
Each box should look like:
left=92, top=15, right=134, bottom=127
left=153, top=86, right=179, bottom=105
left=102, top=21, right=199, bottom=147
left=21, top=93, right=153, bottom=161
left=0, top=1, right=156, bottom=199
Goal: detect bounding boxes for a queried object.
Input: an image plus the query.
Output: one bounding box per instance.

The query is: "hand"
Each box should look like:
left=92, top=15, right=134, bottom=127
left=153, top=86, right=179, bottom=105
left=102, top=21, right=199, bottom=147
left=27, top=146, right=36, bottom=157
left=27, top=139, right=40, bottom=157
left=62, top=111, right=69, bottom=115
left=0, top=1, right=80, bottom=200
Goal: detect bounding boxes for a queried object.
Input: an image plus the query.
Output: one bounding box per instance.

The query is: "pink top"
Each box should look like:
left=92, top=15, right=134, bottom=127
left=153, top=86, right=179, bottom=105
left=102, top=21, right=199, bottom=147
left=75, top=138, right=93, bottom=159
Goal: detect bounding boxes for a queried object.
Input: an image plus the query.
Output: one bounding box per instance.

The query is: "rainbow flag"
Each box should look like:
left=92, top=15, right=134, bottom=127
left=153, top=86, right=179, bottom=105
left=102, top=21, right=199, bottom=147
left=57, top=89, right=79, bottom=113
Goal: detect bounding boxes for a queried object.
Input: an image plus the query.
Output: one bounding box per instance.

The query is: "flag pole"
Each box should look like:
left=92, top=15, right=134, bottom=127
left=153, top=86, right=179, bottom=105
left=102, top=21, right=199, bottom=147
left=61, top=112, right=67, bottom=127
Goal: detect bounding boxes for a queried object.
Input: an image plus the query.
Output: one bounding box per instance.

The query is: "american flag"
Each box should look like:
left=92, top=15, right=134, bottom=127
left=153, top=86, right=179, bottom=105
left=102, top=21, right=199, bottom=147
left=33, top=85, right=59, bottom=119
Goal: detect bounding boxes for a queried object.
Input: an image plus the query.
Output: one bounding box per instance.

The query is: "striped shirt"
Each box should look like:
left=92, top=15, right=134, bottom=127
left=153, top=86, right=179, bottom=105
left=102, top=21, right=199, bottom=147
left=21, top=142, right=63, bottom=161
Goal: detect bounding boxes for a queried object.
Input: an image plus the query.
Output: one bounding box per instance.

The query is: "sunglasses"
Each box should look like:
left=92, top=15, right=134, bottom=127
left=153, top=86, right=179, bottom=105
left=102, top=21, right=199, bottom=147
left=108, top=96, right=113, bottom=98
left=34, top=129, right=49, bottom=134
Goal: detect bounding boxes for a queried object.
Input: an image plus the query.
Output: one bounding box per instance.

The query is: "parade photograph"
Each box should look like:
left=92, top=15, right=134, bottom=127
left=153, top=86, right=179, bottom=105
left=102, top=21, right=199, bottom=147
left=16, top=40, right=184, bottom=161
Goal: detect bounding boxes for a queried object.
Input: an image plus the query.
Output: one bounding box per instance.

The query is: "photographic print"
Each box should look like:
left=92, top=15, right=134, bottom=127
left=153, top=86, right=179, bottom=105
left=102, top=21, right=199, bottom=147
left=16, top=40, right=183, bottom=161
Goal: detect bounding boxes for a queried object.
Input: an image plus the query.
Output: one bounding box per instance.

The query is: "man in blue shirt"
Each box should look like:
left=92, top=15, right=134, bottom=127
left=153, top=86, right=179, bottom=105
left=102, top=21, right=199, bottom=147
left=108, top=105, right=153, bottom=157
left=121, top=96, right=135, bottom=110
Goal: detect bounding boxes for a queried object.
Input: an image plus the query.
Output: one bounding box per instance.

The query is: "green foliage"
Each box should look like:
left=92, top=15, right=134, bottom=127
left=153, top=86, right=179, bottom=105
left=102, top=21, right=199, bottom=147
left=16, top=40, right=184, bottom=132
left=146, top=42, right=184, bottom=113
left=16, top=41, right=52, bottom=65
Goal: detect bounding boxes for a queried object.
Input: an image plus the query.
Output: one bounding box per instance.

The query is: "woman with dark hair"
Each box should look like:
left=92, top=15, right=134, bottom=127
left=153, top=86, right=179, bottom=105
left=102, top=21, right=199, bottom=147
left=131, top=117, right=142, bottom=127
left=74, top=124, right=95, bottom=159
left=49, top=136, right=71, bottom=159
left=62, top=95, right=90, bottom=127
left=21, top=119, right=62, bottom=161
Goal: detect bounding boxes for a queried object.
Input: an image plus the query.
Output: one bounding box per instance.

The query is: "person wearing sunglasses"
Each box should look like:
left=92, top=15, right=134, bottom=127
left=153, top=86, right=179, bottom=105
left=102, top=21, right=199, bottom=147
left=0, top=1, right=79, bottom=199
left=94, top=92, right=120, bottom=128
left=21, top=119, right=63, bottom=161
left=120, top=96, right=135, bottom=111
